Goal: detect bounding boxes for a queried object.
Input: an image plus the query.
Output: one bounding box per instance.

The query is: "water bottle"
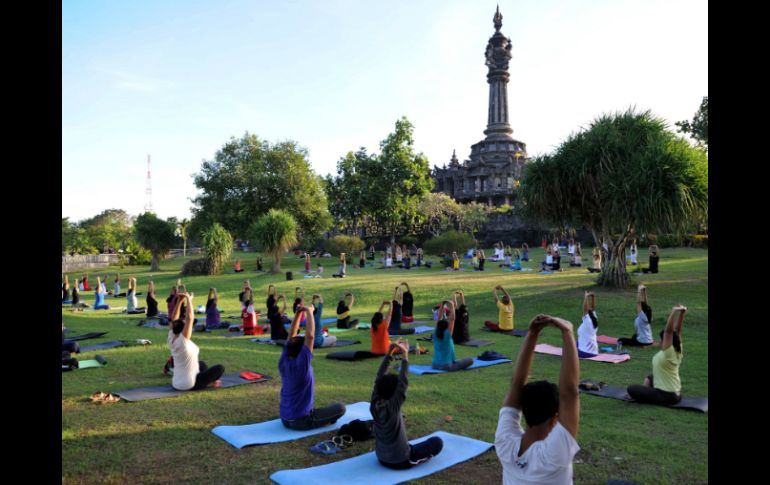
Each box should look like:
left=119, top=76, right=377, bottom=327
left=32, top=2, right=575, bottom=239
left=616, top=341, right=623, bottom=353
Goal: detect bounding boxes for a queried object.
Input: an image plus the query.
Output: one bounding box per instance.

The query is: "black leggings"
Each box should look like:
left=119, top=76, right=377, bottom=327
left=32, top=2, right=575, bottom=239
left=379, top=436, right=444, bottom=469
left=617, top=335, right=654, bottom=347
left=587, top=267, right=601, bottom=273
left=337, top=318, right=359, bottom=329
left=281, top=402, right=347, bottom=430
left=62, top=340, right=80, bottom=354
left=627, top=376, right=680, bottom=406
left=192, top=361, right=225, bottom=390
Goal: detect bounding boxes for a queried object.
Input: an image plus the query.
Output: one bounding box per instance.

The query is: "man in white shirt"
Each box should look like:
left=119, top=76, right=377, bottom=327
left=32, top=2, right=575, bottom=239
left=495, top=314, right=581, bottom=485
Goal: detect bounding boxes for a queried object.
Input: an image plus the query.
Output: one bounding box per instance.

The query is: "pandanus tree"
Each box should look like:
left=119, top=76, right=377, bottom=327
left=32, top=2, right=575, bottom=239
left=520, top=108, right=708, bottom=288
left=250, top=209, right=298, bottom=274
left=202, top=223, right=233, bottom=275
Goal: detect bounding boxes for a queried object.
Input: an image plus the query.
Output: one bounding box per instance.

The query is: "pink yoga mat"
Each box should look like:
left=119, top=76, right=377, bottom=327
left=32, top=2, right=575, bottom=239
left=534, top=343, right=631, bottom=364
left=596, top=335, right=657, bottom=346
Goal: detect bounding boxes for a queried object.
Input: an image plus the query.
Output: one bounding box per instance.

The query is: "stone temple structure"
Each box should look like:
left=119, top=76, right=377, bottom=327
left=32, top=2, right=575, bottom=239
left=432, top=6, right=529, bottom=207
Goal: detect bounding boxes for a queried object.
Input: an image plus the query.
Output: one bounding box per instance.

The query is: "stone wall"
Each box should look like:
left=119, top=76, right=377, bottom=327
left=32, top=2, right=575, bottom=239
left=62, top=254, right=120, bottom=273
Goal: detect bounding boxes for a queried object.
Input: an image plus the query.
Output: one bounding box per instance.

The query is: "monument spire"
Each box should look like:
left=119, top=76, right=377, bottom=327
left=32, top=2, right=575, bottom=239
left=484, top=6, right=514, bottom=141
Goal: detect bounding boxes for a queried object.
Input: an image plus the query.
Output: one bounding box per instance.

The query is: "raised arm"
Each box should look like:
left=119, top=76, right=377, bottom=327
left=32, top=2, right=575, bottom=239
left=661, top=306, right=686, bottom=350
left=582, top=291, right=590, bottom=315
left=384, top=299, right=394, bottom=324
left=268, top=284, right=276, bottom=297
left=636, top=285, right=647, bottom=314
left=393, top=286, right=402, bottom=304
left=445, top=300, right=456, bottom=334
left=312, top=293, right=323, bottom=305
left=493, top=286, right=501, bottom=303
left=503, top=315, right=548, bottom=408
left=170, top=292, right=186, bottom=321
left=288, top=305, right=303, bottom=339
left=550, top=316, right=579, bottom=438
left=304, top=305, right=315, bottom=351
left=674, top=305, right=687, bottom=337
left=498, top=285, right=510, bottom=301
left=181, top=294, right=195, bottom=339
left=346, top=292, right=355, bottom=309
left=277, top=295, right=287, bottom=314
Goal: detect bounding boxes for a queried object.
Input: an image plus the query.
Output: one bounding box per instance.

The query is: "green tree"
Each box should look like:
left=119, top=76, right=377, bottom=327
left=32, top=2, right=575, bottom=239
left=458, top=201, right=491, bottom=239
left=192, top=133, right=332, bottom=240
left=521, top=108, right=708, bottom=288
left=134, top=213, right=176, bottom=271
left=79, top=209, right=135, bottom=253
left=250, top=209, right=298, bottom=274
left=202, top=223, right=233, bottom=275
left=324, top=148, right=375, bottom=235
left=175, top=218, right=191, bottom=257
left=675, top=96, right=708, bottom=148
left=418, top=192, right=462, bottom=237
left=375, top=117, right=434, bottom=238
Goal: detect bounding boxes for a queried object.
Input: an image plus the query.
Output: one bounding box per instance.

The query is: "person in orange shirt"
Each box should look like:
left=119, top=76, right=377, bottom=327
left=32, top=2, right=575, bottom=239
left=234, top=258, right=243, bottom=273
left=371, top=300, right=393, bottom=355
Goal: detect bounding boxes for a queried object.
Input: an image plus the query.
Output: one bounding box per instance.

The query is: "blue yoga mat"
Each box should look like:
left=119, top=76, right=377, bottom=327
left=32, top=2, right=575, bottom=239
left=389, top=325, right=433, bottom=336
left=408, top=358, right=511, bottom=375
left=211, top=401, right=373, bottom=448
left=270, top=431, right=493, bottom=485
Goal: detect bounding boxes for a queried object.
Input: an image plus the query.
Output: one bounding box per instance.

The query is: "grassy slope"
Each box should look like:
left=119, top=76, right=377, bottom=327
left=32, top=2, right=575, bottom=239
left=62, top=247, right=707, bottom=484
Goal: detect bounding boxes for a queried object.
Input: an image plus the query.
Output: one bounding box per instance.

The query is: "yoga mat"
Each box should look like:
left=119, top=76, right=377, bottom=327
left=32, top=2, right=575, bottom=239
left=66, top=332, right=108, bottom=341
left=250, top=339, right=361, bottom=348
left=326, top=350, right=380, bottom=361
left=114, top=372, right=272, bottom=402
left=79, top=340, right=127, bottom=352
left=211, top=401, right=373, bottom=448
left=416, top=336, right=494, bottom=347
left=327, top=327, right=355, bottom=334
left=75, top=359, right=104, bottom=369
left=579, top=384, right=708, bottom=413
left=459, top=339, right=495, bottom=347
left=270, top=431, right=493, bottom=485
left=534, top=344, right=631, bottom=363
left=597, top=335, right=657, bottom=346
left=389, top=325, right=433, bottom=336
left=480, top=327, right=528, bottom=337
left=408, top=358, right=511, bottom=375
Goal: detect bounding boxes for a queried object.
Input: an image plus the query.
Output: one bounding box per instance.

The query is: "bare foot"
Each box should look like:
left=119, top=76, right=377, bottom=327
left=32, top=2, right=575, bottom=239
left=212, top=379, right=222, bottom=388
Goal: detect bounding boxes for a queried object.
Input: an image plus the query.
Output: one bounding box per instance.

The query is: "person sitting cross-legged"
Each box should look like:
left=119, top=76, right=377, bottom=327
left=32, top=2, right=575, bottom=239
left=495, top=314, right=581, bottom=484
left=371, top=338, right=444, bottom=470
left=431, top=300, right=473, bottom=372
left=279, top=305, right=346, bottom=430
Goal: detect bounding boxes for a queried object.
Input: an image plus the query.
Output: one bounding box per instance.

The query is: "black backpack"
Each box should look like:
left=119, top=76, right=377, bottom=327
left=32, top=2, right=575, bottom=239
left=62, top=351, right=79, bottom=371
left=336, top=419, right=374, bottom=442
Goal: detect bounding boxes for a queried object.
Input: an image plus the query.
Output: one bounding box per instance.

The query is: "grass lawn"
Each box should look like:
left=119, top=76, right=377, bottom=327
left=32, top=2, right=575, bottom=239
left=62, top=247, right=707, bottom=484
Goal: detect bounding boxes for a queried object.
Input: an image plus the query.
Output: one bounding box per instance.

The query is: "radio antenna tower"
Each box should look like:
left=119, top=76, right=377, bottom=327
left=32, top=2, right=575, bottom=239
left=144, top=155, right=154, bottom=213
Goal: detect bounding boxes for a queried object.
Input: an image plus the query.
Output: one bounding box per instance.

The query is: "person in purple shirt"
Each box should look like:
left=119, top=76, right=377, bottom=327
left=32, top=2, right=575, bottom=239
left=279, top=304, right=346, bottom=430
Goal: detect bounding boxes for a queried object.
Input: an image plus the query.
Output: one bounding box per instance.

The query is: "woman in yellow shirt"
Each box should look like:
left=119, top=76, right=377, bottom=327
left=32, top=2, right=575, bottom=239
left=626, top=305, right=687, bottom=405
left=484, top=285, right=514, bottom=331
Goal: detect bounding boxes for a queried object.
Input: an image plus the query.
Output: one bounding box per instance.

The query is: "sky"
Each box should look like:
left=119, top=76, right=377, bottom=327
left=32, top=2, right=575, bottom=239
left=62, top=0, right=708, bottom=223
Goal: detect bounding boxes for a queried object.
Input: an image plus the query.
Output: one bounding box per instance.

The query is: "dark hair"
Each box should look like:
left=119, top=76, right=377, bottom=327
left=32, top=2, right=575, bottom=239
left=286, top=336, right=305, bottom=358
left=436, top=319, right=448, bottom=339
left=502, top=295, right=511, bottom=305
left=587, top=309, right=598, bottom=328
left=372, top=311, right=383, bottom=330
left=521, top=380, right=560, bottom=427
left=267, top=294, right=276, bottom=309
left=660, top=330, right=682, bottom=353
left=293, top=298, right=302, bottom=314
left=375, top=373, right=399, bottom=400
left=641, top=302, right=653, bottom=323
left=337, top=300, right=348, bottom=315
left=171, top=319, right=185, bottom=335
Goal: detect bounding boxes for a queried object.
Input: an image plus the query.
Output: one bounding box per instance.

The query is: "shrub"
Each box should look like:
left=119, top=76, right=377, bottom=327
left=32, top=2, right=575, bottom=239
left=124, top=240, right=152, bottom=266
left=424, top=230, right=475, bottom=256
left=203, top=223, right=233, bottom=275
left=399, top=236, right=418, bottom=246
left=179, top=258, right=211, bottom=276
left=325, top=235, right=365, bottom=256
left=691, top=234, right=708, bottom=248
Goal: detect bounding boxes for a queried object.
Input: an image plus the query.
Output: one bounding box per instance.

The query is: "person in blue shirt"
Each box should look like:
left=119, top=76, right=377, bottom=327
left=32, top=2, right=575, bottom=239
left=311, top=293, right=337, bottom=348
left=431, top=300, right=473, bottom=371
left=93, top=277, right=111, bottom=310
left=279, top=305, right=346, bottom=430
